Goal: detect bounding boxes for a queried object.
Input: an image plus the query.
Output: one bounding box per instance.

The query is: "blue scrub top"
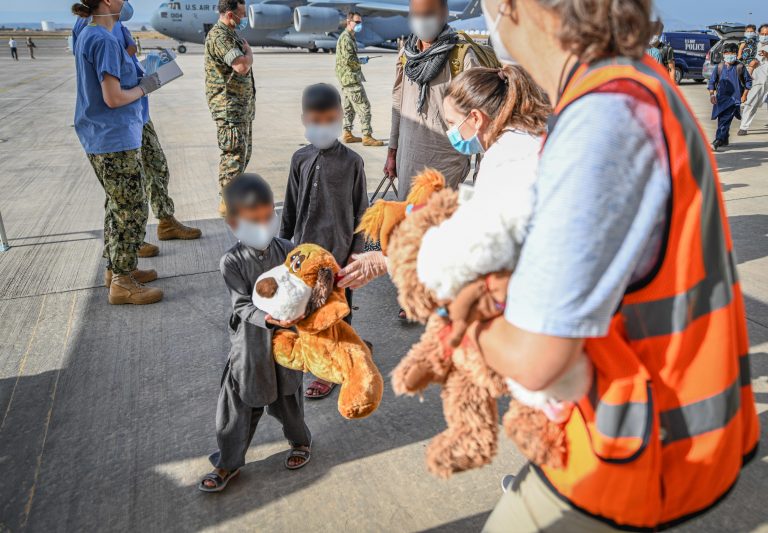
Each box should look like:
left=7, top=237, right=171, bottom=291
left=73, top=24, right=143, bottom=154
left=73, top=18, right=149, bottom=124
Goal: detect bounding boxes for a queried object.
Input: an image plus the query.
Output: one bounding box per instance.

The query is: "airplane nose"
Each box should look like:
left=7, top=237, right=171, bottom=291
left=149, top=10, right=161, bottom=30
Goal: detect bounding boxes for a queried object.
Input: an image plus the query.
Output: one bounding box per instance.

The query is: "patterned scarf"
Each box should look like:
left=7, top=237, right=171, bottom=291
left=403, top=26, right=458, bottom=113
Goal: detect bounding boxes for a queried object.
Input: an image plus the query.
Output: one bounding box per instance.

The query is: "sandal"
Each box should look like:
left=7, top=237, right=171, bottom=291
left=285, top=446, right=311, bottom=470
left=305, top=380, right=336, bottom=399
left=198, top=468, right=240, bottom=493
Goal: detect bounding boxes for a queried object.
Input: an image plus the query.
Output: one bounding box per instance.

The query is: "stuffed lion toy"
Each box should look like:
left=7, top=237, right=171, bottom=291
left=253, top=244, right=384, bottom=420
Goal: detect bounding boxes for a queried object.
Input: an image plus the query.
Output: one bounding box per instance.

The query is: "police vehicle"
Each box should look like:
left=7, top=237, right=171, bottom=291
left=661, top=30, right=720, bottom=84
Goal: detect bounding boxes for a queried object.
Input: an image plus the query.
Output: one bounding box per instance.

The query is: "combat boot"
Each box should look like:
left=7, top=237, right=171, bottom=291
left=108, top=273, right=164, bottom=305
left=138, top=242, right=159, bottom=258
left=157, top=216, right=202, bottom=240
left=362, top=135, right=385, bottom=147
left=342, top=130, right=362, bottom=143
left=104, top=268, right=158, bottom=288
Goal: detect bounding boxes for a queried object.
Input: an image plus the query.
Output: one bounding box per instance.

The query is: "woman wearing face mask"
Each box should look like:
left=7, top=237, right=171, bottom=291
left=415, top=65, right=550, bottom=301
left=71, top=0, right=164, bottom=305
left=467, top=0, right=758, bottom=531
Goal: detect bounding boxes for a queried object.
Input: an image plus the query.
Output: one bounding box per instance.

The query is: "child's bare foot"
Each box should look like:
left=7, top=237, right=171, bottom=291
left=285, top=445, right=311, bottom=470
left=198, top=468, right=240, bottom=492
left=305, top=379, right=335, bottom=399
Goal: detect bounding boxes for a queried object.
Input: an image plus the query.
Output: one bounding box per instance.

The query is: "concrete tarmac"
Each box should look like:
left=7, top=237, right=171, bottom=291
left=0, top=40, right=766, bottom=532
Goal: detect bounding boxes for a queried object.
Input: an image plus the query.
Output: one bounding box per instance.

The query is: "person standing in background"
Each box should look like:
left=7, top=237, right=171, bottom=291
left=648, top=21, right=674, bottom=80
left=71, top=0, right=165, bottom=305
left=73, top=8, right=203, bottom=260
left=205, top=0, right=256, bottom=216
left=335, top=12, right=385, bottom=146
left=386, top=0, right=480, bottom=199
left=739, top=24, right=758, bottom=68
left=739, top=24, right=768, bottom=136
left=26, top=37, right=36, bottom=60
left=9, top=37, right=18, bottom=61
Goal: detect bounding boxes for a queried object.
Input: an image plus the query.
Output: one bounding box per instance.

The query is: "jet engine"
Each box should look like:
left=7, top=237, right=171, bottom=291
left=293, top=6, right=343, bottom=33
left=249, top=4, right=292, bottom=30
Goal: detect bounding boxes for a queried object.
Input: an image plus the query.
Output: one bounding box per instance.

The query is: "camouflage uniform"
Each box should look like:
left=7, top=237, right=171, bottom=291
left=204, top=20, right=256, bottom=190
left=141, top=120, right=175, bottom=220
left=335, top=30, right=372, bottom=136
left=87, top=149, right=148, bottom=275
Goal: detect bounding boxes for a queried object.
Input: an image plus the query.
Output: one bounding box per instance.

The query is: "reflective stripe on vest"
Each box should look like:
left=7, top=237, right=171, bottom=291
left=592, top=353, right=750, bottom=443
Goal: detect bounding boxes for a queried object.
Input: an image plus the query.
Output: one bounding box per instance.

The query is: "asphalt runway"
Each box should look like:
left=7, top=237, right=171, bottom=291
left=0, top=39, right=766, bottom=532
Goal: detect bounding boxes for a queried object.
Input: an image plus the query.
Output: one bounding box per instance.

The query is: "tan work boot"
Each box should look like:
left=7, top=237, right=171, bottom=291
left=157, top=216, right=202, bottom=240
left=104, top=268, right=158, bottom=288
left=362, top=135, right=385, bottom=147
left=108, top=273, right=164, bottom=305
left=218, top=198, right=227, bottom=218
left=342, top=130, right=362, bottom=143
left=138, top=241, right=159, bottom=258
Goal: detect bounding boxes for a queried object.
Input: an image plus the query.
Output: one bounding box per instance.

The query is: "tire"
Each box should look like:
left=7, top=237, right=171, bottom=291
left=674, top=67, right=683, bottom=85
left=308, top=47, right=318, bottom=53
left=177, top=45, right=187, bottom=54
left=694, top=78, right=705, bottom=84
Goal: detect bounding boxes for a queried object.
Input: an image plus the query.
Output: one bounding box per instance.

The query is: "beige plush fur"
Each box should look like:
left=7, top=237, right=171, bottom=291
left=385, top=179, right=567, bottom=477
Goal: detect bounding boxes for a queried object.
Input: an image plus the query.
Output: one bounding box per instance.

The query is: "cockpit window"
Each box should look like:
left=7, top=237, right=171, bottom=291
left=167, top=2, right=181, bottom=9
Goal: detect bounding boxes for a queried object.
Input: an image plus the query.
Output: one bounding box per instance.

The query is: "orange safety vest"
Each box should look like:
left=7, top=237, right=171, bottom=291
left=538, top=57, right=760, bottom=530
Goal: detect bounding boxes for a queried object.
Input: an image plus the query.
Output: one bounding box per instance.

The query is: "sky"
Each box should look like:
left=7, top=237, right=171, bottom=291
left=0, top=0, right=766, bottom=27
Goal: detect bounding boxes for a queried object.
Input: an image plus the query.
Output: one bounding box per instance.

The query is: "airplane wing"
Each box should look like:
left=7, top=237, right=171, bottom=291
left=301, top=0, right=481, bottom=18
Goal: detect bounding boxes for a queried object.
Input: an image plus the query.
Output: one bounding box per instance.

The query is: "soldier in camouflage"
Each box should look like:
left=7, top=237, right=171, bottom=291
left=335, top=12, right=384, bottom=147
left=205, top=0, right=256, bottom=215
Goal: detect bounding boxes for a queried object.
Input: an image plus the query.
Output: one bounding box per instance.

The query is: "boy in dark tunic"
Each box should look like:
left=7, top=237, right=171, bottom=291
left=280, top=84, right=369, bottom=399
left=199, top=174, right=312, bottom=493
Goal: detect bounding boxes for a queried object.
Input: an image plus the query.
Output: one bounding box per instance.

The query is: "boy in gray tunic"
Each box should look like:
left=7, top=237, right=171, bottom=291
left=200, top=174, right=312, bottom=493
left=280, top=84, right=369, bottom=399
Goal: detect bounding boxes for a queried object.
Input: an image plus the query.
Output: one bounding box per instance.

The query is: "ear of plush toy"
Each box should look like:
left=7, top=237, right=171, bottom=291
left=356, top=169, right=446, bottom=256
left=300, top=267, right=349, bottom=334
left=388, top=188, right=460, bottom=323
left=306, top=267, right=334, bottom=316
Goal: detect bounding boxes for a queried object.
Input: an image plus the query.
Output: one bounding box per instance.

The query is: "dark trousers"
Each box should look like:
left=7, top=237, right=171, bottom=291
left=716, top=105, right=739, bottom=142
left=210, top=369, right=311, bottom=471
left=10, top=47, right=18, bottom=60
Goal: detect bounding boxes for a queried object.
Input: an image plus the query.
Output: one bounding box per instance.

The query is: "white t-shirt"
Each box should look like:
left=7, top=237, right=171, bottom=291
left=9, top=39, right=17, bottom=48
left=751, top=43, right=768, bottom=84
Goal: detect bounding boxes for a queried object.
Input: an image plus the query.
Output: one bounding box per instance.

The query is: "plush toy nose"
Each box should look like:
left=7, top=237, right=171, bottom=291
left=255, top=277, right=278, bottom=298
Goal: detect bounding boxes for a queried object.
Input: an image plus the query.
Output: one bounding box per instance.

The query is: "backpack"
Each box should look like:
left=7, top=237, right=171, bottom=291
left=716, top=61, right=746, bottom=89
left=401, top=31, right=502, bottom=77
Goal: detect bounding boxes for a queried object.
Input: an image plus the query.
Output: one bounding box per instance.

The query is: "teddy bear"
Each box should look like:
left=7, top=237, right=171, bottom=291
left=252, top=243, right=384, bottom=420
left=358, top=168, right=592, bottom=477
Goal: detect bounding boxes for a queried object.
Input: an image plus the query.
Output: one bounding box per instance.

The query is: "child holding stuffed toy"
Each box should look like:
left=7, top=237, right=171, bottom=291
left=280, top=83, right=369, bottom=400
left=199, top=174, right=312, bottom=493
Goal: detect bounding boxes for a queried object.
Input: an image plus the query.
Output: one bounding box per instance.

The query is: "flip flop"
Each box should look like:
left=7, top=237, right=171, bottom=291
left=285, top=447, right=312, bottom=470
left=198, top=468, right=240, bottom=493
left=305, top=380, right=336, bottom=399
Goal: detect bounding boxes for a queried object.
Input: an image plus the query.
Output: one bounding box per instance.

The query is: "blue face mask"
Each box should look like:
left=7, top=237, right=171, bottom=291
left=236, top=13, right=249, bottom=31
left=447, top=114, right=483, bottom=155
left=760, top=35, right=768, bottom=44
left=354, top=23, right=363, bottom=33
left=119, top=1, right=134, bottom=22
left=723, top=54, right=737, bottom=64
left=744, top=32, right=756, bottom=40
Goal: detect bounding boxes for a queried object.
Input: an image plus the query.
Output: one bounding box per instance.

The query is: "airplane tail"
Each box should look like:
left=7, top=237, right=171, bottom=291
left=452, top=0, right=482, bottom=20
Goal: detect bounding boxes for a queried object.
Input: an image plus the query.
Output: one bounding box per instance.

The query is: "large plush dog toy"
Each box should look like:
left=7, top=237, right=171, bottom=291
left=252, top=244, right=384, bottom=419
left=365, top=169, right=591, bottom=478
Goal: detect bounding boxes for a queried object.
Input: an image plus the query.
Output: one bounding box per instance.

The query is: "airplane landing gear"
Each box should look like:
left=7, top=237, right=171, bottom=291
left=177, top=44, right=188, bottom=54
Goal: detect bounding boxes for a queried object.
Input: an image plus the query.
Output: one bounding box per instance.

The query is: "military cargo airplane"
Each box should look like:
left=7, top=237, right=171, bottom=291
left=150, top=0, right=481, bottom=53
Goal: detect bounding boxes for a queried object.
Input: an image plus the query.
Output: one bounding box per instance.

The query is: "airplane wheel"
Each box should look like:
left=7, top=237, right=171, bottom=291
left=308, top=47, right=318, bottom=53
left=177, top=45, right=187, bottom=54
